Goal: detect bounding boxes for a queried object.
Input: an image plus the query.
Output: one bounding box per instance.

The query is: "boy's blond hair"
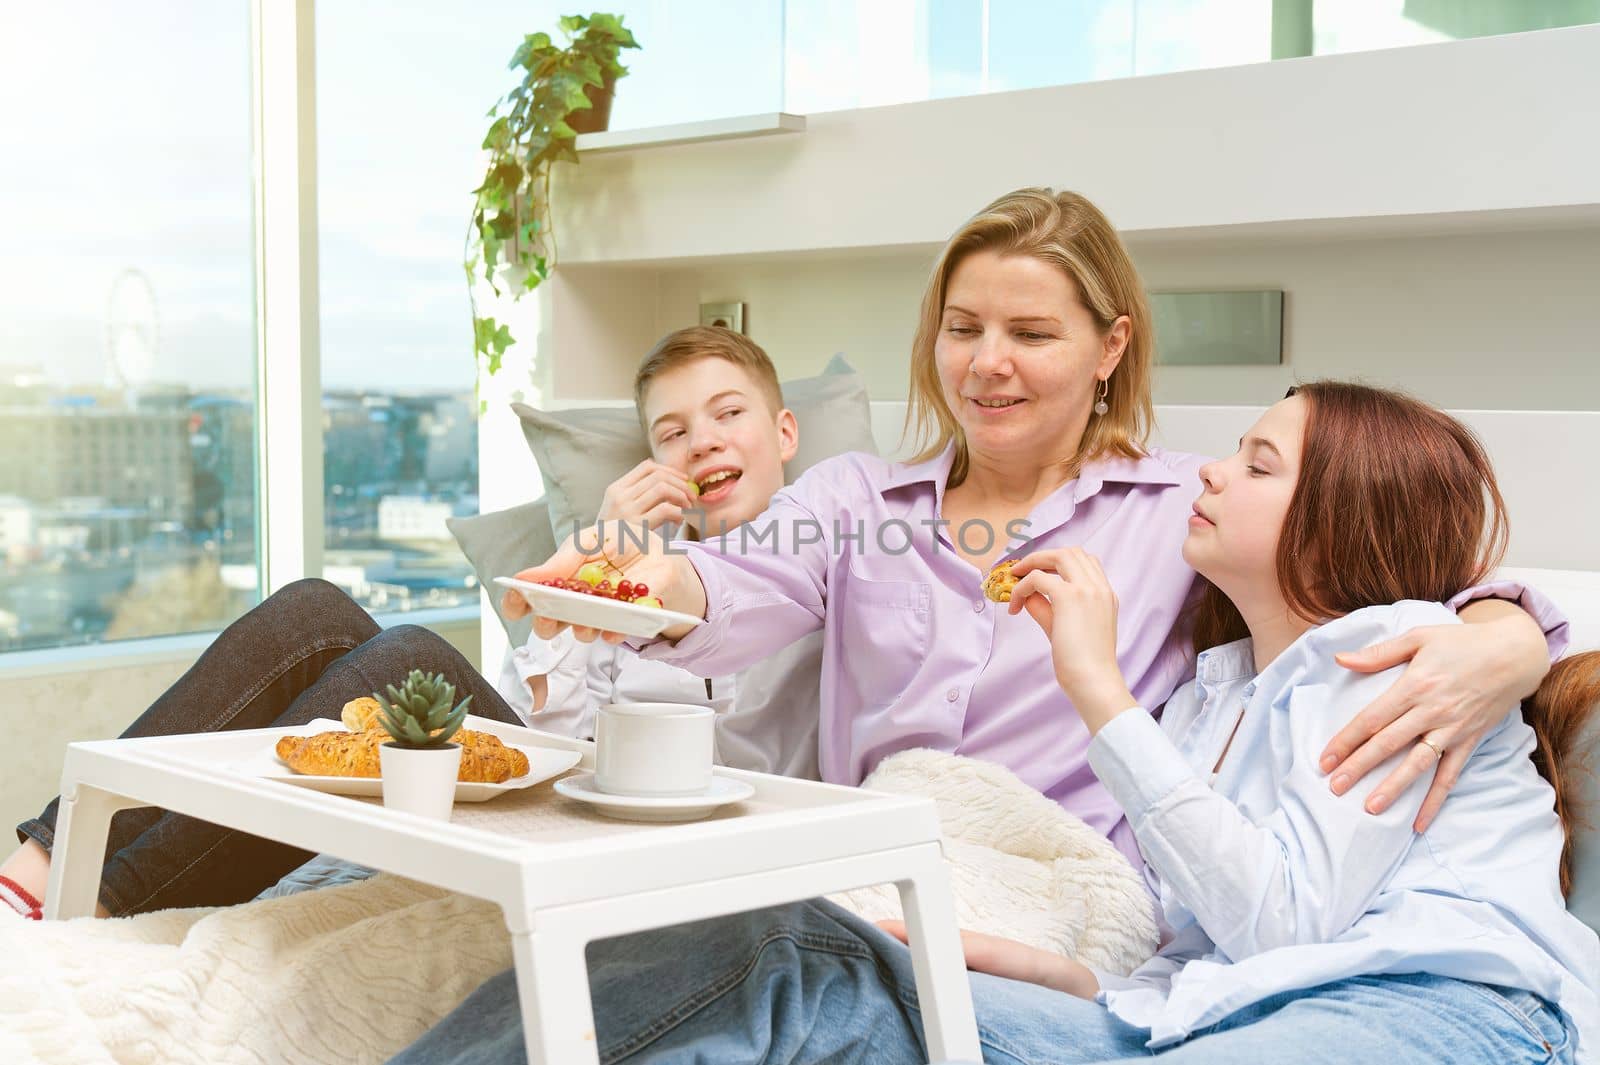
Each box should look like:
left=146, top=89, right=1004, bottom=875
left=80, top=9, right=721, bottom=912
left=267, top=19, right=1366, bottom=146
left=633, top=326, right=784, bottom=421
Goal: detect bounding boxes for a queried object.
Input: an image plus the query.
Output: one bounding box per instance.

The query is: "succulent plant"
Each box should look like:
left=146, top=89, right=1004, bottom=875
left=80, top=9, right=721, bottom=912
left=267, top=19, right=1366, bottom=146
left=374, top=670, right=473, bottom=749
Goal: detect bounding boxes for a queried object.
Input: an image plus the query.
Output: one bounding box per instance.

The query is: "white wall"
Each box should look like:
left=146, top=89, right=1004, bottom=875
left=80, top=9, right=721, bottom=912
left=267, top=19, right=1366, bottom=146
left=555, top=225, right=1600, bottom=415
left=1137, top=226, right=1600, bottom=411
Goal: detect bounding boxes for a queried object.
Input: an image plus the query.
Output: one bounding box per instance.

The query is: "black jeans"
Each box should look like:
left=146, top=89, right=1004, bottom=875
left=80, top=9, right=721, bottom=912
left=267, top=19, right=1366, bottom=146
left=15, top=578, right=521, bottom=916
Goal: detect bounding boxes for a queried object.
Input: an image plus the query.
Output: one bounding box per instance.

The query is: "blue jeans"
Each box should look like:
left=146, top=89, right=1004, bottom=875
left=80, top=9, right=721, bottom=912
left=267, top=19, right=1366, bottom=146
left=387, top=899, right=1573, bottom=1064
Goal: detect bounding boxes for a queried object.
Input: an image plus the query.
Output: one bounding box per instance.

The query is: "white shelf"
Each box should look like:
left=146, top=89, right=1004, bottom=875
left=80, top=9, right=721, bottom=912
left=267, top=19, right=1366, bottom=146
left=575, top=112, right=805, bottom=154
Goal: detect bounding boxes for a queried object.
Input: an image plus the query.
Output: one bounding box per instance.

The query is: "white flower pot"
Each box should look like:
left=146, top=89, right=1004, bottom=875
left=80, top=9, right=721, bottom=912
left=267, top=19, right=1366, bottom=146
left=379, top=742, right=462, bottom=821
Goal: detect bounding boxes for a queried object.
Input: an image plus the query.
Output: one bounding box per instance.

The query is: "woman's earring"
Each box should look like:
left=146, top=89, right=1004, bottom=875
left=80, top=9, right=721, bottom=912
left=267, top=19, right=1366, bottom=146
left=1093, top=377, right=1110, bottom=416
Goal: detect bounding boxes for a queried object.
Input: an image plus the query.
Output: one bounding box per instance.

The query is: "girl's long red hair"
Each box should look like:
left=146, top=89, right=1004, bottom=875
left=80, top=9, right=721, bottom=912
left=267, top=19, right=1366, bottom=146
left=1192, top=381, right=1597, bottom=894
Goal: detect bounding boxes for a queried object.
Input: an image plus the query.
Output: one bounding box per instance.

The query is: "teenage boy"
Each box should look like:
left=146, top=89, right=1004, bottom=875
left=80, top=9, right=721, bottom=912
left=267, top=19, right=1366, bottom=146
left=499, top=326, right=821, bottom=778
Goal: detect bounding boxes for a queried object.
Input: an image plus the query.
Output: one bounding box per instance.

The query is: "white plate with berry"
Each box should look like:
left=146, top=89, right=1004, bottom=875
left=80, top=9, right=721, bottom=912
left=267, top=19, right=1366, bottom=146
left=494, top=575, right=704, bottom=639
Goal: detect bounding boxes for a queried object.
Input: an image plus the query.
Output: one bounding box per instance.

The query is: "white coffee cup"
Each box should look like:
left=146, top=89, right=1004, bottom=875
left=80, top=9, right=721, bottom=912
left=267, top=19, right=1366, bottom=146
left=594, top=702, right=715, bottom=797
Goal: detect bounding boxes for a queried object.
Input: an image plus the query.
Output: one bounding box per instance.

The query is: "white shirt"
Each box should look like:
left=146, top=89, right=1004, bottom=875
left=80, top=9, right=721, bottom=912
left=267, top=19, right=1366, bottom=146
left=497, top=628, right=824, bottom=779
left=1086, top=600, right=1599, bottom=1054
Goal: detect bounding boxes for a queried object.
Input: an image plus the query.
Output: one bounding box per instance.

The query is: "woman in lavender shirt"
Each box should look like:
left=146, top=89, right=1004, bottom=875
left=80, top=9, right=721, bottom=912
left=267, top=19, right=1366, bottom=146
left=399, top=189, right=1564, bottom=1063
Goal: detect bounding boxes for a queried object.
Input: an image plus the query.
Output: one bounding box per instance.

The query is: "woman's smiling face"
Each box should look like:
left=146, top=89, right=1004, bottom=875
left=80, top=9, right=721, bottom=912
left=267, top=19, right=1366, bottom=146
left=935, top=250, right=1126, bottom=470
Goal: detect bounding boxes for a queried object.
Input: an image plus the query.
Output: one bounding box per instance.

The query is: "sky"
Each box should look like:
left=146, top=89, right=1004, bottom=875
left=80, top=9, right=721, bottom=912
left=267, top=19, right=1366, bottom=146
left=1, top=1, right=784, bottom=394
left=0, top=2, right=1460, bottom=396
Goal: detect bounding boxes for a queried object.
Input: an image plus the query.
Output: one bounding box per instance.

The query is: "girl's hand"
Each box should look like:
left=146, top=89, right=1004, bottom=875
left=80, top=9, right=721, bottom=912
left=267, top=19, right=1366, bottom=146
left=877, top=920, right=1099, bottom=999
left=596, top=459, right=697, bottom=530
left=501, top=522, right=707, bottom=644
left=1322, top=606, right=1549, bottom=831
left=1007, top=548, right=1137, bottom=732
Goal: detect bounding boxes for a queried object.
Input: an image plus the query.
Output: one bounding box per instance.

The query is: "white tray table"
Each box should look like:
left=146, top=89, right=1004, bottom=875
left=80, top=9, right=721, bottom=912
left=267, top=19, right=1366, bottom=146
left=45, top=715, right=982, bottom=1064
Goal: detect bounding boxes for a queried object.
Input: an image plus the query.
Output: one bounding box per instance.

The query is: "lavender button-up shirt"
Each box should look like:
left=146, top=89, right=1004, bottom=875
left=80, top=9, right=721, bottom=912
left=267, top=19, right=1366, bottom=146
left=639, top=444, right=1207, bottom=863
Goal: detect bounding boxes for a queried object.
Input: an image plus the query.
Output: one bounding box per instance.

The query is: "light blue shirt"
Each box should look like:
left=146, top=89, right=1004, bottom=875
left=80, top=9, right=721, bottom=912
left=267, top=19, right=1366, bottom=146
left=1086, top=600, right=1600, bottom=1055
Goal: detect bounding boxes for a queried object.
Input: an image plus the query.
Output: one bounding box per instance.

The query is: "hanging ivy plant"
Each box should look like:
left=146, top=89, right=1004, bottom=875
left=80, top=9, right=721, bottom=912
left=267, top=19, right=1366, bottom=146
left=466, top=13, right=639, bottom=376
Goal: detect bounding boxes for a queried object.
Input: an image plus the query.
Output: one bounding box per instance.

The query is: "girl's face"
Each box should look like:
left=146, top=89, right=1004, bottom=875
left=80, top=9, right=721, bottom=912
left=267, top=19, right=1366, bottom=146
left=1184, top=395, right=1307, bottom=598
left=934, top=250, right=1127, bottom=470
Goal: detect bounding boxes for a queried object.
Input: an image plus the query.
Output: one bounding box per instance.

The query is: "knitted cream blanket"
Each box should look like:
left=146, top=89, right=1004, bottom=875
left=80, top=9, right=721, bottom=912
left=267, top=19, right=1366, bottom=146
left=0, top=750, right=1156, bottom=1065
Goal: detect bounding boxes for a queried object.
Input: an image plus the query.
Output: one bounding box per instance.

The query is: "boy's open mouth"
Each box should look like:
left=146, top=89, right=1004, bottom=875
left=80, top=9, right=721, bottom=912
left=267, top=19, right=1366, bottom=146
left=694, top=467, right=742, bottom=502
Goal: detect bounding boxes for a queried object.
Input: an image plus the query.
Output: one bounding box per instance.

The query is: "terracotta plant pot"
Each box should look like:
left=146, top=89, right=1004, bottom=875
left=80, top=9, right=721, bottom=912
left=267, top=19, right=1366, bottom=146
left=379, top=742, right=462, bottom=821
left=567, top=71, right=617, bottom=134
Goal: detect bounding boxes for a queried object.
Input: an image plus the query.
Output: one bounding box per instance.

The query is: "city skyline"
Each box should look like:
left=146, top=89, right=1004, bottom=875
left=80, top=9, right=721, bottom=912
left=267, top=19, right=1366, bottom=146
left=0, top=376, right=481, bottom=652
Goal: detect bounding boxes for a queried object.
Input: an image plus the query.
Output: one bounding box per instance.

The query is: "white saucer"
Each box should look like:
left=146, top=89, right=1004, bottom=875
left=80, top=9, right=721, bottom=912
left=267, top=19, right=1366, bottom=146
left=553, top=772, right=755, bottom=822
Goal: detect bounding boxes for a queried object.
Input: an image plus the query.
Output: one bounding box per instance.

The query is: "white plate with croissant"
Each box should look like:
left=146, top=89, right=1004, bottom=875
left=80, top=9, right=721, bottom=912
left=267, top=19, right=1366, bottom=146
left=248, top=701, right=580, bottom=801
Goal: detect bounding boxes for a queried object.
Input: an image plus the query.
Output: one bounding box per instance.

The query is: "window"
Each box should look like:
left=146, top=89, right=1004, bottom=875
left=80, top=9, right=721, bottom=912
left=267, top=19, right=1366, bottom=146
left=314, top=5, right=523, bottom=617
left=0, top=4, right=260, bottom=650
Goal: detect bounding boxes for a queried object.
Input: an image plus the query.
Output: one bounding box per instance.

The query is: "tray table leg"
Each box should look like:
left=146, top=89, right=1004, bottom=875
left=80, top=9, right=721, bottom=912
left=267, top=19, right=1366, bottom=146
left=512, top=925, right=600, bottom=1065
left=44, top=782, right=144, bottom=920
left=896, top=843, right=983, bottom=1063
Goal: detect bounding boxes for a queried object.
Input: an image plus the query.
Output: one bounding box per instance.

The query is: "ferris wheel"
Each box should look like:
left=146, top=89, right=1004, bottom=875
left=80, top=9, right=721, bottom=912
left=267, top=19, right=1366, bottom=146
left=106, top=268, right=160, bottom=389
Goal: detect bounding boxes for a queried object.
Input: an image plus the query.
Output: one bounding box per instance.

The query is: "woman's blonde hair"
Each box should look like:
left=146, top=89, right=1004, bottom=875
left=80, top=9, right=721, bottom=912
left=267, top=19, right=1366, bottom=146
left=905, top=188, right=1155, bottom=484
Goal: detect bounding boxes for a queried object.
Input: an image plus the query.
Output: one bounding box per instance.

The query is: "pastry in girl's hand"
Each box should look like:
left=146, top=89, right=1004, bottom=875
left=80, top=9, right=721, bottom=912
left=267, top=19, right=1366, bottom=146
left=983, top=560, right=1019, bottom=603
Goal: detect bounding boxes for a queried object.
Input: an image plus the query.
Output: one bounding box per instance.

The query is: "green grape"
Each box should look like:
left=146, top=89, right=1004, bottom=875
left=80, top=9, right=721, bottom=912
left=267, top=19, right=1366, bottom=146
left=633, top=595, right=664, bottom=609
left=575, top=562, right=607, bottom=587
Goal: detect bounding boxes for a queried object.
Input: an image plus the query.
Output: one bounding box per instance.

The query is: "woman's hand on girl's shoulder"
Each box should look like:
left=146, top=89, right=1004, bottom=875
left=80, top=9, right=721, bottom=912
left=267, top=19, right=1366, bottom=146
left=1322, top=606, right=1547, bottom=832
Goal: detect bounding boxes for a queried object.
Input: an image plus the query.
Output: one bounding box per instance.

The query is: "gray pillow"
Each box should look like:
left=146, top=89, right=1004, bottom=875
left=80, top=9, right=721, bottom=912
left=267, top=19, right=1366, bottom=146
left=445, top=499, right=557, bottom=647
left=512, top=354, right=878, bottom=538
left=510, top=406, right=650, bottom=543
left=782, top=354, right=878, bottom=482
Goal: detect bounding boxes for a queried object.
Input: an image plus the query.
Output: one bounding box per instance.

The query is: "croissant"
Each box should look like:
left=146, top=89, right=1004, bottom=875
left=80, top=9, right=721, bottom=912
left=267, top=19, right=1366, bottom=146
left=276, top=730, right=384, bottom=778
left=340, top=697, right=385, bottom=732
left=340, top=696, right=491, bottom=749
left=276, top=728, right=530, bottom=783
left=457, top=733, right=530, bottom=783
